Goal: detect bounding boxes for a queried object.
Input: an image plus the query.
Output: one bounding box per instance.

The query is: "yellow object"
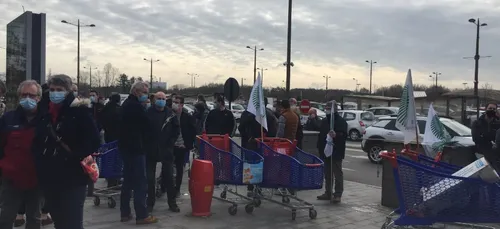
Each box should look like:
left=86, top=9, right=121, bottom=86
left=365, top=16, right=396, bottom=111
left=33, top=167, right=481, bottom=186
left=204, top=186, right=212, bottom=192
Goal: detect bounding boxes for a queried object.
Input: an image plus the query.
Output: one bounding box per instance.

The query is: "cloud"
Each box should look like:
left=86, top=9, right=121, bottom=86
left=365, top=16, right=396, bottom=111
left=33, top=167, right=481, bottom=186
left=1, top=0, right=500, bottom=90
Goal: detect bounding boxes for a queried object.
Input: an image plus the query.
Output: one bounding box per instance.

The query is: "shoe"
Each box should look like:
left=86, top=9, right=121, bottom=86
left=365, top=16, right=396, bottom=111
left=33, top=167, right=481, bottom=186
left=136, top=216, right=159, bottom=225
left=14, top=218, right=25, bottom=227
left=41, top=215, right=53, bottom=226
left=168, top=203, right=180, bottom=213
left=176, top=191, right=181, bottom=198
left=331, top=196, right=341, bottom=203
left=120, top=214, right=134, bottom=223
left=316, top=193, right=332, bottom=200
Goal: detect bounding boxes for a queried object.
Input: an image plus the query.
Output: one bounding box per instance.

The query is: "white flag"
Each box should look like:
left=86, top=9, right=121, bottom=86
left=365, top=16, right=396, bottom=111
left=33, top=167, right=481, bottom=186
left=395, top=69, right=419, bottom=144
left=247, top=72, right=268, bottom=131
left=422, top=103, right=454, bottom=157
left=324, top=100, right=336, bottom=157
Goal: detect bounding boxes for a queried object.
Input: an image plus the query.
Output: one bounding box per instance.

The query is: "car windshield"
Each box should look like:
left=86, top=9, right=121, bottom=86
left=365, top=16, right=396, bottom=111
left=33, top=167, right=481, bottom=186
left=311, top=103, right=324, bottom=110
left=232, top=104, right=245, bottom=110
left=440, top=118, right=472, bottom=136
left=184, top=104, right=195, bottom=109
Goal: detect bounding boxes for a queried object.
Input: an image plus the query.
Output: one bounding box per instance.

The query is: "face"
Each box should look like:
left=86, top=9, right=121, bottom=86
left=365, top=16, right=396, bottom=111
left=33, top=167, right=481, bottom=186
left=172, top=98, right=183, bottom=112
left=89, top=92, right=97, bottom=98
left=49, top=85, right=67, bottom=93
left=71, top=85, right=78, bottom=94
left=486, top=104, right=498, bottom=118
left=308, top=110, right=316, bottom=118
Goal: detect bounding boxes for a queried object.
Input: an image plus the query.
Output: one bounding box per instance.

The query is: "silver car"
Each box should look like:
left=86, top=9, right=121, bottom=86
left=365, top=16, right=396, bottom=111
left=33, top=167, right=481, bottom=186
left=365, top=107, right=399, bottom=119
left=337, top=110, right=375, bottom=141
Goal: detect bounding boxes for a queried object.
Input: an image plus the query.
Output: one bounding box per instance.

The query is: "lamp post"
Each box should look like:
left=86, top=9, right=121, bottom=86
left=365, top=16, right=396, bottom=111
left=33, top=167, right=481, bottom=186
left=144, top=58, right=160, bottom=89
left=257, top=67, right=268, bottom=79
left=353, top=78, right=359, bottom=92
left=469, top=18, right=488, bottom=119
left=187, top=73, right=199, bottom=87
left=61, top=19, right=95, bottom=89
left=246, top=46, right=264, bottom=83
left=84, top=65, right=98, bottom=89
left=323, top=75, right=331, bottom=90
left=285, top=0, right=293, bottom=97
left=463, top=82, right=468, bottom=89
left=365, top=60, right=377, bottom=94
left=429, top=72, right=441, bottom=89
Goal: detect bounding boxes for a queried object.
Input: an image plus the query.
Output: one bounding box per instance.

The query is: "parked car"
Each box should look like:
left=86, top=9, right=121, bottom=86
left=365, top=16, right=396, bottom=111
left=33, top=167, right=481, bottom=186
left=337, top=110, right=375, bottom=141
left=206, top=101, right=214, bottom=110
left=361, top=116, right=474, bottom=164
left=226, top=103, right=245, bottom=121
left=365, top=107, right=399, bottom=119
left=310, top=102, right=325, bottom=111
left=184, top=103, right=195, bottom=115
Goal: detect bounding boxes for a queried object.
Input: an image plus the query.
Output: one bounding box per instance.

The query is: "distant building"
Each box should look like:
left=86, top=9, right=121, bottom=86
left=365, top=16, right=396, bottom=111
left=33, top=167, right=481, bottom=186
left=152, top=81, right=167, bottom=90
left=5, top=11, right=46, bottom=90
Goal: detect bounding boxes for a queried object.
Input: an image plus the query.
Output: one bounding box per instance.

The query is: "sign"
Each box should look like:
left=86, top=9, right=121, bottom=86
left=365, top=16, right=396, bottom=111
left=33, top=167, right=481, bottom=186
left=242, top=162, right=263, bottom=184
left=223, top=78, right=240, bottom=102
left=299, top=99, right=311, bottom=114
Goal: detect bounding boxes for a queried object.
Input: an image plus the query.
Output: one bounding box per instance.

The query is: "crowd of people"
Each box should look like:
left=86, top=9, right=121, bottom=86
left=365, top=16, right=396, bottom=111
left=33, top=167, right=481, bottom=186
left=0, top=75, right=353, bottom=228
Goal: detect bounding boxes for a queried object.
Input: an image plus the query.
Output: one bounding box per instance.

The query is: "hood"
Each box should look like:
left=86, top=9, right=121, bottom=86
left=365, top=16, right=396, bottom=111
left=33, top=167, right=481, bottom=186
left=70, top=98, right=91, bottom=108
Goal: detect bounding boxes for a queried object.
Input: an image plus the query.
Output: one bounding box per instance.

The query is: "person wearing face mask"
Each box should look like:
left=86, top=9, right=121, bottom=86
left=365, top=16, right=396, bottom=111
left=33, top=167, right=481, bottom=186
left=143, top=99, right=152, bottom=110
left=305, top=108, right=321, bottom=131
left=71, top=84, right=79, bottom=98
left=0, top=80, right=43, bottom=229
left=204, top=96, right=235, bottom=135
left=316, top=100, right=348, bottom=203
left=276, top=100, right=299, bottom=141
left=118, top=81, right=158, bottom=224
left=87, top=90, right=104, bottom=196
left=31, top=75, right=101, bottom=229
left=101, top=93, right=123, bottom=188
left=472, top=103, right=500, bottom=162
left=145, top=92, right=180, bottom=213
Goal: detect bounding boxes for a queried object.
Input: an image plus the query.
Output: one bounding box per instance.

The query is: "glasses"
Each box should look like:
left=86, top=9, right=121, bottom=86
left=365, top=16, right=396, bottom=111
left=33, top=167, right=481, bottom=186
left=20, top=93, right=39, bottom=99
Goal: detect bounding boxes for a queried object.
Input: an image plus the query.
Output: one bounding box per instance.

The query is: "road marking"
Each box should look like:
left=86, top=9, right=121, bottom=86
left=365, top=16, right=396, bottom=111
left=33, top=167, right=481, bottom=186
left=346, top=155, right=367, bottom=159
left=343, top=168, right=356, bottom=172
left=346, top=148, right=364, bottom=153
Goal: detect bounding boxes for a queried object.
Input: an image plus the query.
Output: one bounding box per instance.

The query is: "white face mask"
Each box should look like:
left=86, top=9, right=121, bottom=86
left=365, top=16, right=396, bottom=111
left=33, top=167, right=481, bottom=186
left=172, top=103, right=180, bottom=112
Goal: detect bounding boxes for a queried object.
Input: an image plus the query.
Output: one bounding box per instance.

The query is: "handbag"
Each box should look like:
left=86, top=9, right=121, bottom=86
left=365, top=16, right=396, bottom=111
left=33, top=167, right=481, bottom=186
left=48, top=123, right=99, bottom=183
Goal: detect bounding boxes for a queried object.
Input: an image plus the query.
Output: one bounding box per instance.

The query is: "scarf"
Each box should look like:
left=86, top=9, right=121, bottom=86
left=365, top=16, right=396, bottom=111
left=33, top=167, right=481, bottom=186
left=48, top=102, right=62, bottom=124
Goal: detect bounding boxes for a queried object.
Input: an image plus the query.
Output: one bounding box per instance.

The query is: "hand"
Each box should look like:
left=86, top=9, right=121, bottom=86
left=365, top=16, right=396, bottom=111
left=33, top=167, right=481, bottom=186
left=328, top=130, right=336, bottom=139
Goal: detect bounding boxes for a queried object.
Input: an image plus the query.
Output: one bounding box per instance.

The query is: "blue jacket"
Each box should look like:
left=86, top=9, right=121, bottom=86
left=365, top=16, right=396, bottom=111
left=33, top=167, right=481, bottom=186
left=32, top=94, right=100, bottom=188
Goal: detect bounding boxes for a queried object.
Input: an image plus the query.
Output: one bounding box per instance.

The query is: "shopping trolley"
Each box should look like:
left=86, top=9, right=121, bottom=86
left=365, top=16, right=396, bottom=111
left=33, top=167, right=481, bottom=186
left=379, top=151, right=500, bottom=229
left=197, top=134, right=264, bottom=215
left=93, top=141, right=123, bottom=208
left=391, top=148, right=462, bottom=173
left=254, top=138, right=323, bottom=220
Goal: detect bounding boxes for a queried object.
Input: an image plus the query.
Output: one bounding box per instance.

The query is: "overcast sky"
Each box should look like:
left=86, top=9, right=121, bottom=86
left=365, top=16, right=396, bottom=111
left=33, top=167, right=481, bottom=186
left=1, top=0, right=500, bottom=90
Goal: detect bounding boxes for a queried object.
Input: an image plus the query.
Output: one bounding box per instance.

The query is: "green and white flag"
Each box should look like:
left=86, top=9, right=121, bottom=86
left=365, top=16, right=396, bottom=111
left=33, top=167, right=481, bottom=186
left=395, top=69, right=419, bottom=144
left=247, top=72, right=268, bottom=131
left=423, top=103, right=454, bottom=157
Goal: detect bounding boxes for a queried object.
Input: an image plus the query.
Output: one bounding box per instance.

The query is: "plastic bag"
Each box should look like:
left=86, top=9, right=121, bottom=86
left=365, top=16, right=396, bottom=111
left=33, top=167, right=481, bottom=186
left=324, top=134, right=334, bottom=157
left=81, top=155, right=99, bottom=183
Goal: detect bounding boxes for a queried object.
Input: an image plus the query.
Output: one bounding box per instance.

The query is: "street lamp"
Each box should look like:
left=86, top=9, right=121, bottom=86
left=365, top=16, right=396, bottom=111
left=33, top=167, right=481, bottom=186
left=353, top=78, right=359, bottom=92
left=61, top=19, right=96, bottom=89
left=365, top=60, right=377, bottom=94
left=257, top=67, right=268, bottom=79
left=187, top=73, right=199, bottom=87
left=468, top=18, right=488, bottom=119
left=463, top=82, right=468, bottom=89
left=285, top=0, right=293, bottom=97
left=429, top=72, right=441, bottom=89
left=144, top=58, right=160, bottom=89
left=323, top=75, right=331, bottom=90
left=84, top=65, right=98, bottom=89
left=246, top=46, right=264, bottom=83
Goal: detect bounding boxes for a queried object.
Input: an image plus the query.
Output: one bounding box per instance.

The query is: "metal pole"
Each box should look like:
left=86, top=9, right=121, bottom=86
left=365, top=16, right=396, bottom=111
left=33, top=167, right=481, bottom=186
left=435, top=73, right=438, bottom=88
left=77, top=19, right=80, bottom=89
left=150, top=58, right=153, bottom=89
left=241, top=78, right=244, bottom=87
left=325, top=76, right=328, bottom=90
left=473, top=19, right=481, bottom=120
left=253, top=46, right=257, bottom=83
left=89, top=67, right=92, bottom=89
left=285, top=0, right=293, bottom=97
left=369, top=61, right=373, bottom=94
left=194, top=76, right=197, bottom=88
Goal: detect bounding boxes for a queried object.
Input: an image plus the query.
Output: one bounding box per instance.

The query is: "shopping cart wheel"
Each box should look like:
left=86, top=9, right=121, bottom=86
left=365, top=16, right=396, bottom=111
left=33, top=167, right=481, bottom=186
left=253, top=198, right=261, bottom=207
left=107, top=197, right=116, bottom=208
left=291, top=210, right=297, bottom=220
left=228, top=205, right=237, bottom=216
left=309, top=209, right=317, bottom=219
left=282, top=196, right=290, bottom=204
left=220, top=191, right=227, bottom=199
left=245, top=204, right=254, bottom=214
left=93, top=197, right=100, bottom=206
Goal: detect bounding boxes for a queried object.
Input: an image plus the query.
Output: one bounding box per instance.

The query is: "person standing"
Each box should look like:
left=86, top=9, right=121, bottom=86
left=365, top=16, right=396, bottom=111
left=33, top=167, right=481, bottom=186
left=145, top=92, right=180, bottom=213
left=31, top=74, right=101, bottom=228
left=193, top=102, right=209, bottom=135
left=118, top=81, right=158, bottom=224
left=472, top=103, right=500, bottom=168
left=204, top=96, right=235, bottom=136
left=305, top=108, right=321, bottom=131
left=172, top=95, right=196, bottom=197
left=0, top=80, right=43, bottom=229
left=316, top=101, right=348, bottom=203
left=87, top=90, right=105, bottom=196
left=71, top=84, right=79, bottom=97
left=276, top=100, right=299, bottom=142
left=101, top=93, right=122, bottom=188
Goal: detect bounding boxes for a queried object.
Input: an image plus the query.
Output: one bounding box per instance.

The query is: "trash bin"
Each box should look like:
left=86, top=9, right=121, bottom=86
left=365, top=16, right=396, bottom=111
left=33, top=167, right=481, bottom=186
left=440, top=144, right=477, bottom=167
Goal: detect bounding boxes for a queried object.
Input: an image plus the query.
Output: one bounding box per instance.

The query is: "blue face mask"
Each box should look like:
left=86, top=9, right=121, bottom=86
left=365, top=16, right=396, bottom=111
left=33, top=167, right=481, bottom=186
left=155, top=99, right=166, bottom=108
left=49, top=91, right=66, bottom=104
left=73, top=91, right=78, bottom=97
left=138, top=94, right=148, bottom=103
left=19, top=98, right=37, bottom=110
left=90, top=96, right=96, bottom=103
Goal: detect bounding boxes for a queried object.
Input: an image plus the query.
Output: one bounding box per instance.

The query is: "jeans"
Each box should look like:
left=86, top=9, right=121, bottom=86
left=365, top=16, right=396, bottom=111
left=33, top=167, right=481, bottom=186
left=0, top=180, right=42, bottom=229
left=174, top=147, right=188, bottom=193
left=18, top=202, right=49, bottom=214
left=44, top=185, right=86, bottom=229
left=322, top=156, right=344, bottom=197
left=120, top=154, right=148, bottom=220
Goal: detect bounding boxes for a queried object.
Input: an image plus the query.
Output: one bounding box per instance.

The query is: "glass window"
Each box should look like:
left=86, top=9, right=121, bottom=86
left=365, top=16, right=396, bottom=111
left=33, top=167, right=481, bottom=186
left=417, top=120, right=426, bottom=134
left=384, top=120, right=398, bottom=131
left=441, top=118, right=472, bottom=136
left=373, top=119, right=391, bottom=128
left=361, top=112, right=374, bottom=121
left=232, top=104, right=245, bottom=110
left=343, top=112, right=356, bottom=121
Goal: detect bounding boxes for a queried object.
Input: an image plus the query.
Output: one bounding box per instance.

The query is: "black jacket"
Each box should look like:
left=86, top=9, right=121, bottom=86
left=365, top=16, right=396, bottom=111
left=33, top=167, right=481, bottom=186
left=238, top=110, right=278, bottom=147
left=89, top=102, right=105, bottom=131
left=317, top=113, right=348, bottom=160
left=146, top=107, right=179, bottom=162
left=472, top=114, right=500, bottom=152
left=118, top=94, right=151, bottom=156
left=178, top=111, right=197, bottom=151
left=101, top=101, right=121, bottom=142
left=305, top=117, right=321, bottom=131
left=266, top=108, right=278, bottom=137
left=32, top=94, right=100, bottom=188
left=205, top=108, right=235, bottom=136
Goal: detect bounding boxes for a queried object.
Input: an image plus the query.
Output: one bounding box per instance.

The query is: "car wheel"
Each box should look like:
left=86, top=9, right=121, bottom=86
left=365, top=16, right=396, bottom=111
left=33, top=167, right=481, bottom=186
left=349, top=129, right=361, bottom=141
left=368, top=144, right=383, bottom=164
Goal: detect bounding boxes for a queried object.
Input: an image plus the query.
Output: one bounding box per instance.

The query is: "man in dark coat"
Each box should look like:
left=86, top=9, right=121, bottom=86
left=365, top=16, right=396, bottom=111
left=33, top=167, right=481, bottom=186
left=101, top=93, right=122, bottom=143
left=118, top=81, right=158, bottom=224
left=472, top=103, right=500, bottom=170
left=316, top=101, right=348, bottom=203
left=204, top=96, right=235, bottom=136
left=89, top=90, right=104, bottom=131
left=145, top=91, right=180, bottom=213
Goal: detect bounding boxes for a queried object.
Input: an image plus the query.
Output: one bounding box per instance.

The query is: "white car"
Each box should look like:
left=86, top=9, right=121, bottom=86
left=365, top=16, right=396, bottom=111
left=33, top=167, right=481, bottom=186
left=226, top=103, right=245, bottom=121
left=365, top=107, right=399, bottom=119
left=337, top=110, right=375, bottom=141
left=183, top=104, right=195, bottom=115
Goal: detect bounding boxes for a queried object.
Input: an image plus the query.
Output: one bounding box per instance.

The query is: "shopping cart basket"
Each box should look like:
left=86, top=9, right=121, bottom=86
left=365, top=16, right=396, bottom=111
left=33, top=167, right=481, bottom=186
left=255, top=138, right=323, bottom=220
left=379, top=151, right=500, bottom=229
left=393, top=149, right=462, bottom=173
left=93, top=141, right=123, bottom=208
left=198, top=134, right=264, bottom=215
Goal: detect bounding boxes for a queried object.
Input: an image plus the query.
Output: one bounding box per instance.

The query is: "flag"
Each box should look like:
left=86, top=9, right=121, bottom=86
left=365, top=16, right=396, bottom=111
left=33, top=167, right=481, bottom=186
left=422, top=103, right=455, bottom=157
left=324, top=100, right=336, bottom=157
left=247, top=72, right=268, bottom=131
left=395, top=69, right=419, bottom=144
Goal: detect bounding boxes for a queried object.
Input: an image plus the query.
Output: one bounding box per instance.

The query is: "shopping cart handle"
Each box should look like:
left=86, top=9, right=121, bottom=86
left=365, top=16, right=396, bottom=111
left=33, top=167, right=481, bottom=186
left=379, top=150, right=398, bottom=167
left=305, top=163, right=322, bottom=167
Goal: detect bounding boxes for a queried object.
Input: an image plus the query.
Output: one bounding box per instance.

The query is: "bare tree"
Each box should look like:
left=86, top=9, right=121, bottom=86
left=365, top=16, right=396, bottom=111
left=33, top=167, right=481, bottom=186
left=482, top=83, right=493, bottom=103
left=110, top=67, right=119, bottom=87
left=102, top=63, right=113, bottom=87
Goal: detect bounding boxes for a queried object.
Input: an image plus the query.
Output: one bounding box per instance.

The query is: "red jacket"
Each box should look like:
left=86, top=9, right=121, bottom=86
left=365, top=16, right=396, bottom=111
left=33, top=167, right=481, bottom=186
left=0, top=108, right=38, bottom=190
